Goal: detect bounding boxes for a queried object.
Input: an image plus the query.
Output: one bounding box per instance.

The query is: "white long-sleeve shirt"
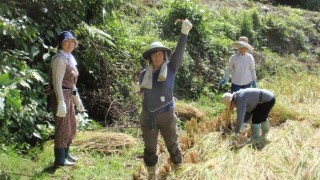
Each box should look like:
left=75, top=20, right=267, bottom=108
left=223, top=52, right=256, bottom=85
left=51, top=50, right=78, bottom=101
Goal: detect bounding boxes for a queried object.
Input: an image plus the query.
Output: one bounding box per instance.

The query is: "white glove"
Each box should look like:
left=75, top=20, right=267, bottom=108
left=73, top=93, right=85, bottom=112
left=181, top=19, right=193, bottom=35
left=132, top=82, right=141, bottom=93
left=56, top=100, right=67, bottom=117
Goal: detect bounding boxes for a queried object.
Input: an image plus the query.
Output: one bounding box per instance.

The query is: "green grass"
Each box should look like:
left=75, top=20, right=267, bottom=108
left=2, top=66, right=320, bottom=179
left=0, top=132, right=144, bottom=180
left=2, top=67, right=320, bottom=179
left=1, top=119, right=319, bottom=179
left=1, top=2, right=320, bottom=178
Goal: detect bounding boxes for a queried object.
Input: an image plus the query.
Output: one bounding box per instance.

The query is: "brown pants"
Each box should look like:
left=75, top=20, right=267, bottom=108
left=52, top=90, right=77, bottom=148
left=140, top=108, right=182, bottom=167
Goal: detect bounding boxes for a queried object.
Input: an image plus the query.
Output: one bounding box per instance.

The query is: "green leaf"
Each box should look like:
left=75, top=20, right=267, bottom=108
left=9, top=83, right=17, bottom=89
left=31, top=46, right=40, bottom=58
left=19, top=80, right=30, bottom=89
left=33, top=132, right=42, bottom=139
left=31, top=71, right=43, bottom=82
left=47, top=30, right=54, bottom=38
left=42, top=43, right=49, bottom=49
left=0, top=97, right=5, bottom=113
left=7, top=89, right=21, bottom=110
left=42, top=52, right=51, bottom=61
left=0, top=73, right=14, bottom=86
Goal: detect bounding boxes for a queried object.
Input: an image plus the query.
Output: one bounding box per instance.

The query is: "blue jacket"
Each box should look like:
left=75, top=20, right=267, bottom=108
left=139, top=34, right=188, bottom=112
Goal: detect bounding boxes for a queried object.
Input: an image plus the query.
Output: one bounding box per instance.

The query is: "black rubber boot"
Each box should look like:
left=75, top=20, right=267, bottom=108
left=65, top=145, right=77, bottom=162
left=54, top=148, right=75, bottom=166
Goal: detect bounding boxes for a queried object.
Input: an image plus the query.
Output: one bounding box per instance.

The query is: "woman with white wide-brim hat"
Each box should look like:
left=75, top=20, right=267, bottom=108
left=220, top=36, right=257, bottom=93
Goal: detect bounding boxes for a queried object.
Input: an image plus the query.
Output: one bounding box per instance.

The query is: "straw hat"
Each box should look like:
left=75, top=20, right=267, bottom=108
left=222, top=93, right=234, bottom=108
left=142, top=42, right=172, bottom=60
left=231, top=36, right=253, bottom=51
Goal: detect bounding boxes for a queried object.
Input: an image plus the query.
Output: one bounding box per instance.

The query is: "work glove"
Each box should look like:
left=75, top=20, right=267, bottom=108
left=57, top=100, right=67, bottom=117
left=132, top=82, right=141, bottom=93
left=231, top=132, right=248, bottom=148
left=252, top=81, right=257, bottom=88
left=73, top=93, right=85, bottom=112
left=181, top=19, right=193, bottom=35
left=219, top=78, right=226, bottom=86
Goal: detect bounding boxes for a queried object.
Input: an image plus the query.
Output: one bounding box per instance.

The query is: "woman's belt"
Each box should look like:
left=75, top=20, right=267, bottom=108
left=62, top=87, right=77, bottom=95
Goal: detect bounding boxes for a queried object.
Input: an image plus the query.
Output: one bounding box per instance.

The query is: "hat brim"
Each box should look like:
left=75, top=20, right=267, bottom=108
left=231, top=41, right=253, bottom=51
left=222, top=93, right=234, bottom=109
left=142, top=47, right=172, bottom=60
left=62, top=38, right=79, bottom=48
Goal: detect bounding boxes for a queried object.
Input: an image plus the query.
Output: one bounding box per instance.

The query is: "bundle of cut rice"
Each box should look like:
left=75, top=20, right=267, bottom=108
left=73, top=131, right=137, bottom=155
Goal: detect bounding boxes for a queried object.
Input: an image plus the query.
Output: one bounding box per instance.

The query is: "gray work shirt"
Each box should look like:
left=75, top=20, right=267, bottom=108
left=139, top=34, right=188, bottom=112
left=233, top=88, right=274, bottom=133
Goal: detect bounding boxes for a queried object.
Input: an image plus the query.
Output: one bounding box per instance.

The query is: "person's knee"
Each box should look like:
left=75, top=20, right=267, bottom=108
left=144, top=149, right=158, bottom=166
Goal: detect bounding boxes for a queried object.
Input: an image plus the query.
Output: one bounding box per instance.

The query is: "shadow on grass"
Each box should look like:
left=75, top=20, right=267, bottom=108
left=41, top=165, right=60, bottom=174
left=37, top=164, right=74, bottom=179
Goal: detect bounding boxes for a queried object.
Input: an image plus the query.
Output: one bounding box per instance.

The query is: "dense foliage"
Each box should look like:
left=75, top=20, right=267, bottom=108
left=0, top=0, right=319, bottom=150
left=270, top=0, right=320, bottom=11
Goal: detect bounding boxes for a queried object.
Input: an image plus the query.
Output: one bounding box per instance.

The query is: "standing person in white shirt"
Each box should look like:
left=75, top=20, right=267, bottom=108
left=220, top=36, right=257, bottom=93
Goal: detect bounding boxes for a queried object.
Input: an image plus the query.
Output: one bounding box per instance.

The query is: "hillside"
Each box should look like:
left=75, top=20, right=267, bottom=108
left=0, top=0, right=320, bottom=179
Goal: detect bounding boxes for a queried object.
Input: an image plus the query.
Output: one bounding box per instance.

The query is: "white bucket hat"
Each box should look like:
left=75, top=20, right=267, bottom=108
left=142, top=42, right=172, bottom=60
left=222, top=93, right=234, bottom=108
left=231, top=36, right=254, bottom=51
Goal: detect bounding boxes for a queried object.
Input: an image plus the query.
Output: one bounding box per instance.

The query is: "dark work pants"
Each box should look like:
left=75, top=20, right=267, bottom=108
left=251, top=98, right=276, bottom=124
left=140, top=108, right=182, bottom=167
left=231, top=83, right=251, bottom=93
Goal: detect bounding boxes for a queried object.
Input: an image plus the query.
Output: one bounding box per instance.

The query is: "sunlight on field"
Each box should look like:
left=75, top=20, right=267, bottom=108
left=151, top=71, right=320, bottom=179
left=260, top=72, right=320, bottom=124
left=176, top=120, right=320, bottom=179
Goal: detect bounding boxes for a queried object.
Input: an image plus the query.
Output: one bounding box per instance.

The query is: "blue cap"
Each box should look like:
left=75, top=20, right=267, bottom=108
left=58, top=31, right=78, bottom=47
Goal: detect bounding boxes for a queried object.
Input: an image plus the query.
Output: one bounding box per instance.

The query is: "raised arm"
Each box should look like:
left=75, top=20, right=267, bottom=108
left=168, top=19, right=192, bottom=72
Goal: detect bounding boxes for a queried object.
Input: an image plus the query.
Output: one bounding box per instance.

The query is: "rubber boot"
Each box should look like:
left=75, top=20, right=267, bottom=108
left=65, top=145, right=77, bottom=162
left=250, top=123, right=261, bottom=141
left=261, top=120, right=270, bottom=138
left=54, top=148, right=75, bottom=166
left=146, top=166, right=156, bottom=180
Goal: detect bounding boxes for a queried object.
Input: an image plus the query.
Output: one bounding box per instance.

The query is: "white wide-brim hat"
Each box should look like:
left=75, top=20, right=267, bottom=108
left=222, top=93, right=234, bottom=108
left=231, top=36, right=254, bottom=51
left=142, top=41, right=172, bottom=60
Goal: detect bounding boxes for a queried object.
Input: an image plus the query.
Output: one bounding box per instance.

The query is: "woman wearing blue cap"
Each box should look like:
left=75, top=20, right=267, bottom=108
left=50, top=31, right=85, bottom=166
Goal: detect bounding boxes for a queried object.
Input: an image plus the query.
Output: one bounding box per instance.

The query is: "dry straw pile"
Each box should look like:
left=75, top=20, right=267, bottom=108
left=73, top=131, right=137, bottom=155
